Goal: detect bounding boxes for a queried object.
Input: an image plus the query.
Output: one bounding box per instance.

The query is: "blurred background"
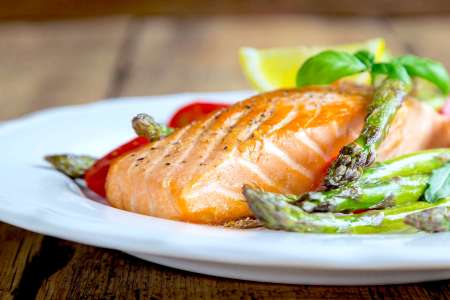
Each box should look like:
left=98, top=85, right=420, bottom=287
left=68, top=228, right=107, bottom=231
left=1, top=0, right=449, bottom=121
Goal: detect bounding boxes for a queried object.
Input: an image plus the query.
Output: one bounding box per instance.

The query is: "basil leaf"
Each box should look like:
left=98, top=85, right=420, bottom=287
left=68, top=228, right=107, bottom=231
left=396, top=55, right=449, bottom=95
left=372, top=63, right=390, bottom=77
left=424, top=163, right=450, bottom=203
left=296, top=50, right=368, bottom=88
left=371, top=63, right=390, bottom=84
left=386, top=62, right=412, bottom=86
left=371, top=62, right=411, bottom=86
left=354, top=50, right=374, bottom=69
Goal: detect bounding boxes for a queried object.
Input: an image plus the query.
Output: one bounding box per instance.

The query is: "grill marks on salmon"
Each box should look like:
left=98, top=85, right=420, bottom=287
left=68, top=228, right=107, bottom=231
left=106, top=84, right=450, bottom=224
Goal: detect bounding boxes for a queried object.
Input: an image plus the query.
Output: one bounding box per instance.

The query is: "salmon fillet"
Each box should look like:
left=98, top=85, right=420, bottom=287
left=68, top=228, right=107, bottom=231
left=106, top=84, right=450, bottom=224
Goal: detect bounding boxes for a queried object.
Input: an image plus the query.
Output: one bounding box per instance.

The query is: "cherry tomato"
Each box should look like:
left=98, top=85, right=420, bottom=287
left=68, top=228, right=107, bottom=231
left=168, top=102, right=229, bottom=128
left=84, top=136, right=149, bottom=197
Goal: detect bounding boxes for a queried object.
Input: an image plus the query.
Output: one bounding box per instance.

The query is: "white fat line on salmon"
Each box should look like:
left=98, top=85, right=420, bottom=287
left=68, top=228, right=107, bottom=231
left=263, top=140, right=314, bottom=179
left=236, top=101, right=276, bottom=142
left=186, top=183, right=243, bottom=201
left=294, top=130, right=329, bottom=161
left=193, top=110, right=248, bottom=171
left=303, top=103, right=322, bottom=129
left=267, top=102, right=300, bottom=134
left=329, top=120, right=346, bottom=138
left=237, top=158, right=284, bottom=191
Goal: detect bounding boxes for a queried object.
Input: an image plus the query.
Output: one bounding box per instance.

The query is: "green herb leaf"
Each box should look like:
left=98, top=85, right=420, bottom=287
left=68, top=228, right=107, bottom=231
left=386, top=62, right=412, bottom=86
left=396, top=55, right=449, bottom=95
left=296, top=50, right=368, bottom=88
left=354, top=50, right=374, bottom=69
left=371, top=63, right=390, bottom=77
left=371, top=63, right=389, bottom=85
left=424, top=163, right=450, bottom=203
left=371, top=62, right=411, bottom=86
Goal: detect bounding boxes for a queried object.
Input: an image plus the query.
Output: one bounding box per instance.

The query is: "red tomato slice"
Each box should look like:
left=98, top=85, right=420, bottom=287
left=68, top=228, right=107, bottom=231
left=168, top=102, right=229, bottom=128
left=84, top=136, right=149, bottom=197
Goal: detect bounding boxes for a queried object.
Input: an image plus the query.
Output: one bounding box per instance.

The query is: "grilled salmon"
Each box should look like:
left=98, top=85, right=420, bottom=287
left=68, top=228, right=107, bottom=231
left=106, top=84, right=450, bottom=224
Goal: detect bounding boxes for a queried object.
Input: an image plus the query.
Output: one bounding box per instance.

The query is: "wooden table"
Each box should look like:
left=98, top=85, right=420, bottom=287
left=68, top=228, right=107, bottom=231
left=1, top=15, right=450, bottom=299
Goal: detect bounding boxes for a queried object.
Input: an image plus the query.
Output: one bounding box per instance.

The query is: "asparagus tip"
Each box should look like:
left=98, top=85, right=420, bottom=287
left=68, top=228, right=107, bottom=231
left=132, top=113, right=173, bottom=140
left=132, top=113, right=156, bottom=138
left=44, top=154, right=96, bottom=179
left=324, top=144, right=373, bottom=188
left=404, top=206, right=450, bottom=232
left=242, top=185, right=281, bottom=229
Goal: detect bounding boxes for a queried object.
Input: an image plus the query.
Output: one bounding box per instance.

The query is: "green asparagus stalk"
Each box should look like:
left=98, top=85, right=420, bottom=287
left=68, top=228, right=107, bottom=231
left=45, top=154, right=96, bottom=179
left=324, top=79, right=410, bottom=188
left=244, top=186, right=382, bottom=233
left=246, top=149, right=450, bottom=213
left=132, top=113, right=174, bottom=140
left=358, top=149, right=450, bottom=184
left=299, top=149, right=450, bottom=212
left=243, top=185, right=450, bottom=234
left=300, top=175, right=429, bottom=213
left=405, top=203, right=450, bottom=232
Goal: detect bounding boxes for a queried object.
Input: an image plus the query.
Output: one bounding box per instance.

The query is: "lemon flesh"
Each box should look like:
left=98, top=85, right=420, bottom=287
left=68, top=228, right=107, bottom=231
left=239, top=38, right=387, bottom=91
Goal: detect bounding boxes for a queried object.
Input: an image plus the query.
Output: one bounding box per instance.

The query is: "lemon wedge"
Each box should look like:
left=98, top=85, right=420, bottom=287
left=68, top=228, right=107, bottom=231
left=239, top=38, right=387, bottom=91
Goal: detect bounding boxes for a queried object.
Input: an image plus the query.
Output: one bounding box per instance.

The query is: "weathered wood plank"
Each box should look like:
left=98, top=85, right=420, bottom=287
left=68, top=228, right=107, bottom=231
left=32, top=241, right=444, bottom=300
left=0, top=17, right=129, bottom=121
left=0, top=223, right=43, bottom=299
left=119, top=15, right=404, bottom=96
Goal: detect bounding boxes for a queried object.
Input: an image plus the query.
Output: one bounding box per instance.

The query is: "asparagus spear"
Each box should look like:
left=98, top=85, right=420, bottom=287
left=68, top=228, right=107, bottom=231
left=243, top=186, right=383, bottom=233
left=405, top=205, right=450, bottom=232
left=243, top=185, right=450, bottom=234
left=300, top=149, right=450, bottom=212
left=132, top=113, right=174, bottom=140
left=45, top=154, right=96, bottom=179
left=358, top=149, right=450, bottom=184
left=324, top=79, right=410, bottom=188
left=249, top=176, right=428, bottom=213
left=300, top=175, right=429, bottom=213
left=246, top=149, right=450, bottom=213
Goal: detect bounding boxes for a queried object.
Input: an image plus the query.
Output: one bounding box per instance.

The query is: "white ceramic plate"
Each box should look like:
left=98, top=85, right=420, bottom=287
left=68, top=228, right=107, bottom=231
left=1, top=91, right=450, bottom=286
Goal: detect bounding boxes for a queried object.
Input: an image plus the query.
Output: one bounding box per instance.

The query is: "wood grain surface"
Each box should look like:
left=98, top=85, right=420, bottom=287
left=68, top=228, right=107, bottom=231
left=1, top=15, right=450, bottom=299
